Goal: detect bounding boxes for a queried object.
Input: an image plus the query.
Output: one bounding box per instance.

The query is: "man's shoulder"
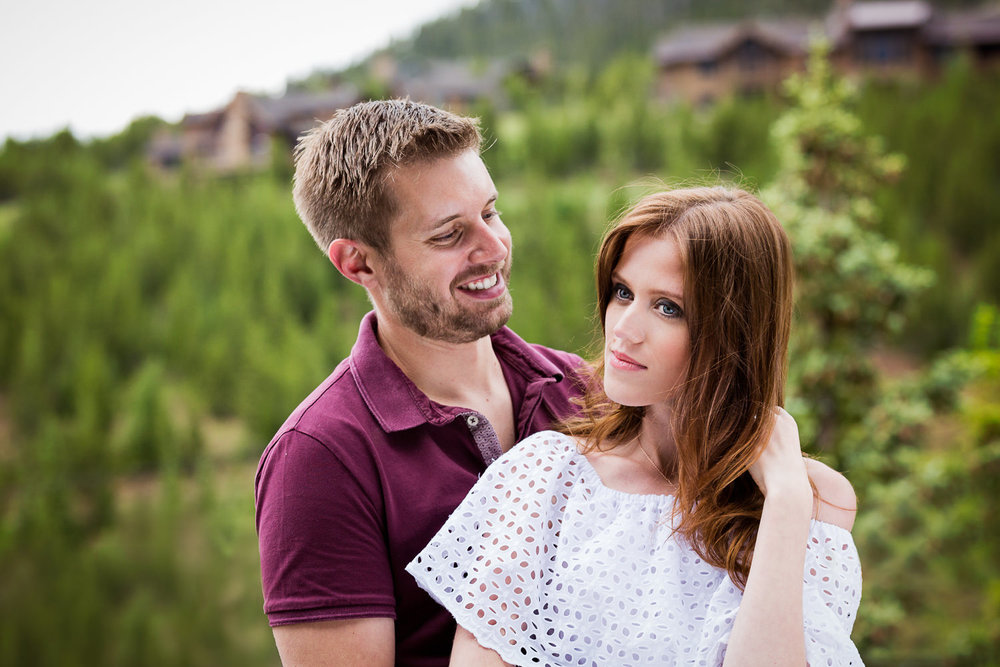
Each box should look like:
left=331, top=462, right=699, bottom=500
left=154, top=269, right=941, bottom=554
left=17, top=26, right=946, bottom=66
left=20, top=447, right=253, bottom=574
left=494, top=326, right=588, bottom=380
left=287, top=356, right=362, bottom=418
left=528, top=342, right=586, bottom=373
left=261, top=357, right=377, bottom=459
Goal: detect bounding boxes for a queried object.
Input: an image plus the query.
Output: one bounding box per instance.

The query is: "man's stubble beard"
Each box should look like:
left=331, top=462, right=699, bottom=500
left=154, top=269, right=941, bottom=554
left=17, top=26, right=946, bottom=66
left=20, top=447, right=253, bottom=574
left=380, top=259, right=513, bottom=345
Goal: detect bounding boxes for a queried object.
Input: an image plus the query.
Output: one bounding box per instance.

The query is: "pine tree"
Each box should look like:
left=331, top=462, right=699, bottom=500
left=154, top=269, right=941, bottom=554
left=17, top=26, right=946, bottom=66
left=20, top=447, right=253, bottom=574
left=762, top=39, right=932, bottom=464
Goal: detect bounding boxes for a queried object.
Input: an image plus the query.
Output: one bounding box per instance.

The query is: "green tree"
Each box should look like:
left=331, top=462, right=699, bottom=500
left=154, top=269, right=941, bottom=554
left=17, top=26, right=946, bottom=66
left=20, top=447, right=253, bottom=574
left=845, top=306, right=1000, bottom=663
left=762, top=40, right=932, bottom=462
left=764, top=42, right=1000, bottom=663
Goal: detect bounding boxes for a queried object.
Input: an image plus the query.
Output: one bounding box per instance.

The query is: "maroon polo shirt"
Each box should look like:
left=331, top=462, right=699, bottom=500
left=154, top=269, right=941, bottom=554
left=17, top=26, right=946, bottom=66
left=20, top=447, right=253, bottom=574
left=255, top=311, right=585, bottom=666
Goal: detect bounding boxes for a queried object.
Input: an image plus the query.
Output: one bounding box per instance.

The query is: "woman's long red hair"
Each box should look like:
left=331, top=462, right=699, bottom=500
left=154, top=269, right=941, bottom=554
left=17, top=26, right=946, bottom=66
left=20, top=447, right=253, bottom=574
left=560, top=187, right=794, bottom=589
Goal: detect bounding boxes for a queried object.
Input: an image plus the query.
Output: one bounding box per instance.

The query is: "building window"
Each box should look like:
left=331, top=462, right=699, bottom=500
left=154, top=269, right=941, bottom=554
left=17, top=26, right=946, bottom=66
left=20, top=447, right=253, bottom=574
left=856, top=31, right=912, bottom=65
left=698, top=60, right=718, bottom=76
left=736, top=39, right=772, bottom=71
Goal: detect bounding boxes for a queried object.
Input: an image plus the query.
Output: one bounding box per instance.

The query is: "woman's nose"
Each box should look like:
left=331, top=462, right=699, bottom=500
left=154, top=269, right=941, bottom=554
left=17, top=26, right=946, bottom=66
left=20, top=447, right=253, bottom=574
left=612, top=305, right=644, bottom=344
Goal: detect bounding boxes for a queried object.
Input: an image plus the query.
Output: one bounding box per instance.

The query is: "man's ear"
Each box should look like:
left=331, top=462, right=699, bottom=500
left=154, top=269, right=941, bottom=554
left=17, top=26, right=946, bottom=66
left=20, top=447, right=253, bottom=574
left=328, top=239, right=379, bottom=288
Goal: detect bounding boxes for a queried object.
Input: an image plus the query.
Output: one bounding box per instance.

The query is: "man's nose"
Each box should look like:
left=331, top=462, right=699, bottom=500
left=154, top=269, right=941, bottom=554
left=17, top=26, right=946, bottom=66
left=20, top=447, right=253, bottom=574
left=469, top=218, right=509, bottom=265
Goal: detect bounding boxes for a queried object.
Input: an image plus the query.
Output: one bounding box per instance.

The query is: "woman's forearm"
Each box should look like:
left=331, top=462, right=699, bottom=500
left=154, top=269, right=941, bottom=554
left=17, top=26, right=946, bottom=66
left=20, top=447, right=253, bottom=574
left=723, top=486, right=812, bottom=666
left=450, top=625, right=512, bottom=667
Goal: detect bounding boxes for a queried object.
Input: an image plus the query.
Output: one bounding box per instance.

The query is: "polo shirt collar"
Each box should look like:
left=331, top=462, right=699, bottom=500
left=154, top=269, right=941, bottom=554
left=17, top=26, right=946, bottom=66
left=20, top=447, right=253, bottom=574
left=349, top=311, right=566, bottom=433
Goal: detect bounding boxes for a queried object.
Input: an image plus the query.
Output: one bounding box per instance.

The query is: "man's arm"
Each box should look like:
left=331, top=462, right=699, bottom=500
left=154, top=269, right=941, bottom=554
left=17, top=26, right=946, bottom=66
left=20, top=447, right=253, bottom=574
left=273, top=618, right=395, bottom=667
left=256, top=430, right=397, bottom=663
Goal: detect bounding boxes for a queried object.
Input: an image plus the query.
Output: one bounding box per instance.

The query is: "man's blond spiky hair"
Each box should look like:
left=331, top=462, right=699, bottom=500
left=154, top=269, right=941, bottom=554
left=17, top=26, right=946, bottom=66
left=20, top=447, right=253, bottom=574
left=292, top=99, right=481, bottom=254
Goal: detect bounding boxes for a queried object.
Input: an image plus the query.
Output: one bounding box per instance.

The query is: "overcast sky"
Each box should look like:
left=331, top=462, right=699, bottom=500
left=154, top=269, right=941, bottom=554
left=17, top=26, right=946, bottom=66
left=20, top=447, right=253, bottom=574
left=0, top=0, right=478, bottom=141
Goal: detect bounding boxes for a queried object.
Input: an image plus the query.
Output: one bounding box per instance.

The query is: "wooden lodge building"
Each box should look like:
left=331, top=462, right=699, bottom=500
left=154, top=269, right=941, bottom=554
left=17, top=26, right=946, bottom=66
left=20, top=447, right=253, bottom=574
left=150, top=0, right=1000, bottom=170
left=147, top=59, right=511, bottom=172
left=655, top=0, right=1000, bottom=105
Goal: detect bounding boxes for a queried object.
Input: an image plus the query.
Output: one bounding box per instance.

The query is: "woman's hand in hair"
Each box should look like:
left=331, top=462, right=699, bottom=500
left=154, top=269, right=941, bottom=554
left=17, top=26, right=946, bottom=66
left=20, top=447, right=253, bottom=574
left=747, top=407, right=812, bottom=506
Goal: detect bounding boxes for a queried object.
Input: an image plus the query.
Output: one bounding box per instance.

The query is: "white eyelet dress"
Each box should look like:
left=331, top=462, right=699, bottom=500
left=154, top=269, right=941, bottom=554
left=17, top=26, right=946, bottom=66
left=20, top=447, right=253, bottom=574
left=406, top=430, right=864, bottom=667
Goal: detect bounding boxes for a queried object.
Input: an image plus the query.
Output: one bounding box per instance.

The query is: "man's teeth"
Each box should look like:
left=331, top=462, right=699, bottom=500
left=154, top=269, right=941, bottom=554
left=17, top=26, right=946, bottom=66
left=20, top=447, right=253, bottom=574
left=462, top=274, right=499, bottom=291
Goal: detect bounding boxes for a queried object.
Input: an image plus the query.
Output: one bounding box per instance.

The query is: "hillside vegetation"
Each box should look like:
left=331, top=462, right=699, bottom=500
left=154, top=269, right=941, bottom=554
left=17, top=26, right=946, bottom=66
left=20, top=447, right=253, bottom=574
left=384, top=0, right=986, bottom=68
left=1, top=14, right=999, bottom=667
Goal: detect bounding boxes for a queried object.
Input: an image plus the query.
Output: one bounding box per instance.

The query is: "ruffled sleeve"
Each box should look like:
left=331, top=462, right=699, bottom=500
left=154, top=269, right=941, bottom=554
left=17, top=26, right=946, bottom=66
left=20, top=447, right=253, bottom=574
left=405, top=430, right=580, bottom=665
left=801, top=521, right=864, bottom=665
left=698, top=520, right=865, bottom=666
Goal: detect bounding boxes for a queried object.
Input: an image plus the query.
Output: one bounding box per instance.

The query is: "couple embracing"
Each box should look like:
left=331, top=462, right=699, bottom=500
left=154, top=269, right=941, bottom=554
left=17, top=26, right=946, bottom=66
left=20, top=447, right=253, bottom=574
left=255, top=100, right=863, bottom=666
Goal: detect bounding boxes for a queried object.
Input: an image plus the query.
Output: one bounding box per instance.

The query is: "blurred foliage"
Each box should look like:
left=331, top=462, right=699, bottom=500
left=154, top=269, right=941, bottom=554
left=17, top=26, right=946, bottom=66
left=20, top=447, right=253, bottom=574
left=1, top=43, right=999, bottom=666
left=377, top=0, right=983, bottom=72
left=858, top=55, right=1000, bottom=352
left=848, top=319, right=1000, bottom=664
left=761, top=43, right=999, bottom=663
left=763, top=41, right=933, bottom=461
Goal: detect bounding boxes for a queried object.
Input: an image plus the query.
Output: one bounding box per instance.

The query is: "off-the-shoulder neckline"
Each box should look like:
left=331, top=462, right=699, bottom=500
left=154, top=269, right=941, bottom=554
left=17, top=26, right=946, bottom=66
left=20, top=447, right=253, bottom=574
left=546, top=431, right=677, bottom=503
left=530, top=431, right=856, bottom=538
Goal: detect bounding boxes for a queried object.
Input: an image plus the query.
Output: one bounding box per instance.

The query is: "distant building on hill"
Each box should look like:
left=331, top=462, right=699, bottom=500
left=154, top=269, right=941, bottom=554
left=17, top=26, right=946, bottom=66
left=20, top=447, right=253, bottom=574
left=149, top=86, right=361, bottom=171
left=654, top=0, right=1000, bottom=105
left=370, top=57, right=513, bottom=112
left=150, top=1, right=1000, bottom=170
left=147, top=57, right=524, bottom=171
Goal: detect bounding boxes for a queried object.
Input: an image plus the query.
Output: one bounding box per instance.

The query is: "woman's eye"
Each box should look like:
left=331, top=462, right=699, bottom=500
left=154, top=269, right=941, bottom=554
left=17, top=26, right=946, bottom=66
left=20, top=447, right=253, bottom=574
left=613, top=283, right=632, bottom=301
left=657, top=300, right=682, bottom=317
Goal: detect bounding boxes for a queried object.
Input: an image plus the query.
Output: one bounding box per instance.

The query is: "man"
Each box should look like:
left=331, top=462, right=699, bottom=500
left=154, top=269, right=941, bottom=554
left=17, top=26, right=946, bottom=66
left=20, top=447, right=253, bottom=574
left=254, top=99, right=585, bottom=666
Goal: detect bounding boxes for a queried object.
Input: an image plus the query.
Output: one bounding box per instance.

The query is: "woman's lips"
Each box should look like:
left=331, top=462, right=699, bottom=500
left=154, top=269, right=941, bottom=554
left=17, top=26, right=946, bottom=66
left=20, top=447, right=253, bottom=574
left=609, top=349, right=645, bottom=370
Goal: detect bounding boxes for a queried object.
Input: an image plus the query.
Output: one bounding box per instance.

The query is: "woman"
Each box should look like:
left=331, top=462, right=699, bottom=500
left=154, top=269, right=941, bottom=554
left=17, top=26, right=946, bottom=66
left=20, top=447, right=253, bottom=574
left=407, top=187, right=863, bottom=666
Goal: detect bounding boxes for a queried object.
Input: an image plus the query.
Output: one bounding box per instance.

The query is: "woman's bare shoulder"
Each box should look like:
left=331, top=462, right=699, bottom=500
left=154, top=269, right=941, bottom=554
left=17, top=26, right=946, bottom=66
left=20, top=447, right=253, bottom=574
left=804, top=458, right=858, bottom=532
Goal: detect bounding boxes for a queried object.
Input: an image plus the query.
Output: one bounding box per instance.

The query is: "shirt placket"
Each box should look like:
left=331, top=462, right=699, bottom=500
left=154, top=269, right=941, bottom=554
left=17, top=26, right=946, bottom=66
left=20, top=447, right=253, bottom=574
left=461, top=412, right=502, bottom=466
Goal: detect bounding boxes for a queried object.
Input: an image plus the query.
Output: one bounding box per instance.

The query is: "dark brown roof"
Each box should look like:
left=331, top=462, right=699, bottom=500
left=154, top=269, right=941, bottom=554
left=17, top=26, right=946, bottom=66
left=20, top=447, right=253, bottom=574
left=925, top=4, right=1000, bottom=45
left=846, top=1, right=932, bottom=30
left=245, top=87, right=361, bottom=128
left=655, top=19, right=815, bottom=66
left=179, top=86, right=360, bottom=133
left=179, top=110, right=223, bottom=129
left=390, top=60, right=508, bottom=105
left=656, top=1, right=1000, bottom=66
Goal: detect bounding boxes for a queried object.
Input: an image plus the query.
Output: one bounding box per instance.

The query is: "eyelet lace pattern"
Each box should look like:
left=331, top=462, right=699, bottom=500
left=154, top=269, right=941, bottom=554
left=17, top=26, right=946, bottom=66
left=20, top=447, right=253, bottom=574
left=407, top=431, right=863, bottom=666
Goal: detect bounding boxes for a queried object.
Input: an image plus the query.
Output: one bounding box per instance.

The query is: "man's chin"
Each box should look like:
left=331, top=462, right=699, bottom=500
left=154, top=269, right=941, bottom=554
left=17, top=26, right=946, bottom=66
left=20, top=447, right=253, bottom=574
left=386, top=287, right=513, bottom=344
left=441, top=299, right=513, bottom=344
left=483, top=294, right=513, bottom=330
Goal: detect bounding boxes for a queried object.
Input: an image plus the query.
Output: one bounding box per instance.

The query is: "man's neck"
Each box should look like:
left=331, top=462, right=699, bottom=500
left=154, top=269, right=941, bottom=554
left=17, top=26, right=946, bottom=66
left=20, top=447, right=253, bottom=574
left=374, top=314, right=505, bottom=408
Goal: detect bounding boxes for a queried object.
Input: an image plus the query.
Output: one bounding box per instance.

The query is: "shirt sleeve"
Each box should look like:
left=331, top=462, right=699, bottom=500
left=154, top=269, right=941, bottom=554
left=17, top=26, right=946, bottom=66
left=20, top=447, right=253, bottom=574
left=255, top=428, right=395, bottom=626
left=698, top=520, right=865, bottom=666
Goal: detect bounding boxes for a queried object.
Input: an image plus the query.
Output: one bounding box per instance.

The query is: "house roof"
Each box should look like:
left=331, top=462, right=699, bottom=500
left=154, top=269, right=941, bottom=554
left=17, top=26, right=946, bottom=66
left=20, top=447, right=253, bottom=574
left=391, top=59, right=507, bottom=105
left=924, top=4, right=1000, bottom=45
left=845, top=1, right=933, bottom=30
left=180, top=86, right=361, bottom=134
left=655, top=24, right=743, bottom=65
left=656, top=1, right=999, bottom=66
left=655, top=19, right=815, bottom=67
left=246, top=87, right=361, bottom=126
left=179, top=110, right=223, bottom=129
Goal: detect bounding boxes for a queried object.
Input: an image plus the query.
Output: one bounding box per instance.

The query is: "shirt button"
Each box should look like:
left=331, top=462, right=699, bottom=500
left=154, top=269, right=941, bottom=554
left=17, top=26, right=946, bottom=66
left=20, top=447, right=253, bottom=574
left=466, top=415, right=480, bottom=428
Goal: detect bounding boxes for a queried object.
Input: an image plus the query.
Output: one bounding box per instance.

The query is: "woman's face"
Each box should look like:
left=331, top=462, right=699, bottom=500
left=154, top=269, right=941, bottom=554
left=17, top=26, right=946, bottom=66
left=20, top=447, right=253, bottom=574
left=603, top=232, right=691, bottom=409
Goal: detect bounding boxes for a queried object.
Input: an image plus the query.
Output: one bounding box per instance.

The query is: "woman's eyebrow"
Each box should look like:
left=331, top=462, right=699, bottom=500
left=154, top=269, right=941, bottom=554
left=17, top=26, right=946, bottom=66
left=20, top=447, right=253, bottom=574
left=612, top=270, right=683, bottom=302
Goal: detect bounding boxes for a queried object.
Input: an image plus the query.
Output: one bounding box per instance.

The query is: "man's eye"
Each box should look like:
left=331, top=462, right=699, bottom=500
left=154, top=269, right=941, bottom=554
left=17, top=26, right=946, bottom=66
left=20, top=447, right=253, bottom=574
left=433, top=230, right=460, bottom=243
left=483, top=209, right=501, bottom=221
